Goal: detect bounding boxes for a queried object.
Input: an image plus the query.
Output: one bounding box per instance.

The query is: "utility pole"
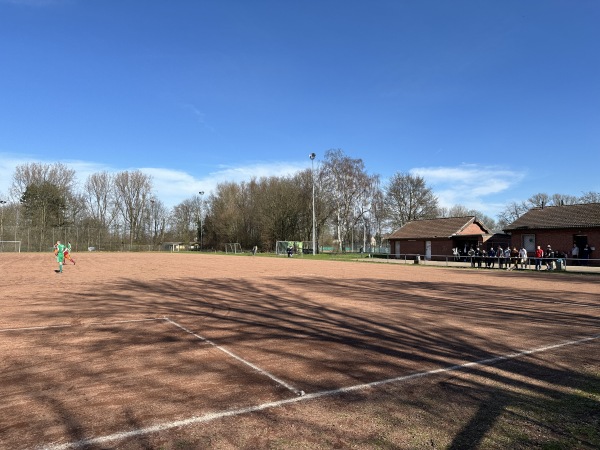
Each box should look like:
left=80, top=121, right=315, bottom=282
left=309, top=153, right=316, bottom=255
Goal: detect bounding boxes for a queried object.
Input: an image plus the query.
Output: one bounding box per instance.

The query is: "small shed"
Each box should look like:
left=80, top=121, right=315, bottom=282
left=503, top=203, right=600, bottom=261
left=388, top=216, right=501, bottom=260
left=161, top=242, right=186, bottom=252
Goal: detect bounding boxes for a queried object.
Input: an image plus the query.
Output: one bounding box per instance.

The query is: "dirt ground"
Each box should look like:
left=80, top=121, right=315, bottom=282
left=0, top=252, right=599, bottom=449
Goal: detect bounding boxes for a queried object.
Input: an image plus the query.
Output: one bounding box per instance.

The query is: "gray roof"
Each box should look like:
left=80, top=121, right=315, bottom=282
left=503, top=203, right=600, bottom=231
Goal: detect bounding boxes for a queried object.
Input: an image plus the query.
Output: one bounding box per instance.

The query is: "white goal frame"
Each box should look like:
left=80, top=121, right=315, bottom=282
left=0, top=240, right=21, bottom=252
left=224, top=243, right=242, bottom=254
left=275, top=240, right=304, bottom=256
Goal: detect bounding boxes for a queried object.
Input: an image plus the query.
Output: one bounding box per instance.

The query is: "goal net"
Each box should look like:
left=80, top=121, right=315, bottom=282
left=0, top=240, right=21, bottom=252
left=224, top=243, right=242, bottom=254
left=275, top=240, right=303, bottom=256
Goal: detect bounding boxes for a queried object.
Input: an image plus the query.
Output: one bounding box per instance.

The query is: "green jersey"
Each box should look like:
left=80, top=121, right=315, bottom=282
left=56, top=243, right=66, bottom=262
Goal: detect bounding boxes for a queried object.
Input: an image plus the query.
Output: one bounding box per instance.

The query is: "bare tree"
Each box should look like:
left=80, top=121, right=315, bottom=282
left=550, top=193, right=579, bottom=206
left=113, top=171, right=153, bottom=246
left=10, top=162, right=76, bottom=200
left=11, top=163, right=77, bottom=249
left=251, top=176, right=303, bottom=249
left=320, top=149, right=374, bottom=251
left=439, top=204, right=497, bottom=230
left=579, top=191, right=600, bottom=203
left=83, top=172, right=117, bottom=229
left=384, top=172, right=438, bottom=230
left=169, top=198, right=197, bottom=243
left=497, top=201, right=529, bottom=230
left=204, top=182, right=249, bottom=248
left=369, top=183, right=387, bottom=251
left=527, top=193, right=551, bottom=208
left=148, top=197, right=168, bottom=246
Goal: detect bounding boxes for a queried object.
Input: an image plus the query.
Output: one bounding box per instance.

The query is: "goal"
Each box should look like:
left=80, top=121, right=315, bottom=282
left=0, top=240, right=21, bottom=252
left=224, top=243, right=242, bottom=254
left=275, top=240, right=303, bottom=256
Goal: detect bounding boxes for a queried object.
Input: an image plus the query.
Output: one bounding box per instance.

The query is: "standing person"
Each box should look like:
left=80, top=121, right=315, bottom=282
left=519, top=247, right=528, bottom=269
left=571, top=243, right=579, bottom=266
left=55, top=240, right=66, bottom=273
left=487, top=247, right=496, bottom=269
left=555, top=250, right=566, bottom=270
left=475, top=248, right=483, bottom=268
left=507, top=247, right=519, bottom=270
left=581, top=244, right=592, bottom=266
left=535, top=245, right=544, bottom=271
left=477, top=248, right=487, bottom=269
left=468, top=246, right=475, bottom=267
left=545, top=245, right=555, bottom=270
left=496, top=246, right=503, bottom=269
left=453, top=247, right=460, bottom=262
left=503, top=247, right=511, bottom=270
left=64, top=241, right=76, bottom=265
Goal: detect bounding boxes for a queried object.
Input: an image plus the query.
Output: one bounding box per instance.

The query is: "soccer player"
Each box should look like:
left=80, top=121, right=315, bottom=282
left=64, top=241, right=76, bottom=265
left=55, top=240, right=66, bottom=273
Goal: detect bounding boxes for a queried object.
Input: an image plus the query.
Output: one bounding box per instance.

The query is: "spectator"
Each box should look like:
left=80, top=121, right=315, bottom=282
left=503, top=247, right=511, bottom=270
left=519, top=247, right=528, bottom=269
left=581, top=244, right=592, bottom=266
left=571, top=243, right=579, bottom=265
left=487, top=247, right=496, bottom=268
left=555, top=250, right=566, bottom=270
left=535, top=245, right=544, bottom=271
left=507, top=247, right=519, bottom=271
left=468, top=246, right=475, bottom=267
left=546, top=245, right=555, bottom=270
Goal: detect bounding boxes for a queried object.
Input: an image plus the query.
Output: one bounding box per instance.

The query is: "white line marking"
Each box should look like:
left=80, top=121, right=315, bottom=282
left=0, top=318, right=163, bottom=333
left=163, top=317, right=304, bottom=396
left=40, top=333, right=600, bottom=450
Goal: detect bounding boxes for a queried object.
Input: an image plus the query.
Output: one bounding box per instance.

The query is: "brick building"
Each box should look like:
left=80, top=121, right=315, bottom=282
left=387, top=216, right=505, bottom=260
left=503, top=203, right=600, bottom=264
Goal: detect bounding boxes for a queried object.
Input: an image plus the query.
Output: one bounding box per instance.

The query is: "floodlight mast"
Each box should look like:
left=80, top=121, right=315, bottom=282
left=198, top=191, right=204, bottom=250
left=309, top=153, right=316, bottom=255
left=0, top=200, right=6, bottom=241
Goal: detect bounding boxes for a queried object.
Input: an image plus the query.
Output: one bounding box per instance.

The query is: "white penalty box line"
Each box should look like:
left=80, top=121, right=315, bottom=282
left=0, top=316, right=304, bottom=397
left=40, top=332, right=600, bottom=450
left=162, top=317, right=305, bottom=397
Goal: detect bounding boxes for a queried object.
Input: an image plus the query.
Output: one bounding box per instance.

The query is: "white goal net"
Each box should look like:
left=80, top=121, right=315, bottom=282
left=0, top=240, right=21, bottom=252
left=224, top=243, right=242, bottom=254
left=275, top=240, right=304, bottom=256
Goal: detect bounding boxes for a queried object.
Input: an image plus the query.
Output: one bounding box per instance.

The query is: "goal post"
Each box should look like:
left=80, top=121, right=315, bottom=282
left=275, top=240, right=304, bottom=256
left=224, top=243, right=242, bottom=254
left=0, top=240, right=21, bottom=252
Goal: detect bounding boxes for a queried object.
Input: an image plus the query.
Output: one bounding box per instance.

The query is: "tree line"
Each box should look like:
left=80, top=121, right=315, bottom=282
left=1, top=149, right=598, bottom=252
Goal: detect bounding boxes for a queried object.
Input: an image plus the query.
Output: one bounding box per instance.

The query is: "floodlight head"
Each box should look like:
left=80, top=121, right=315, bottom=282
left=309, top=153, right=316, bottom=160
left=199, top=191, right=204, bottom=195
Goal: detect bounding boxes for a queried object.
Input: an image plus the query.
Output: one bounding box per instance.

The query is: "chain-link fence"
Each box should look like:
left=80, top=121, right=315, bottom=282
left=0, top=225, right=163, bottom=252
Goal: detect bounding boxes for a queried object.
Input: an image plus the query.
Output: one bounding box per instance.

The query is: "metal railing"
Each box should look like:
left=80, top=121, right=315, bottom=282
left=363, top=253, right=599, bottom=271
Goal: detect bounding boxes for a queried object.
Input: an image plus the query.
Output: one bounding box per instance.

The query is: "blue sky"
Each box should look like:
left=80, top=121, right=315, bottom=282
left=1, top=0, right=599, bottom=218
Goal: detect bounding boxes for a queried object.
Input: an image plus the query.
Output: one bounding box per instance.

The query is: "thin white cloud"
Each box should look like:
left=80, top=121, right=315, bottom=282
left=410, top=164, right=526, bottom=216
left=0, top=152, right=307, bottom=207
left=179, top=103, right=215, bottom=131
left=1, top=154, right=523, bottom=218
left=142, top=161, right=306, bottom=207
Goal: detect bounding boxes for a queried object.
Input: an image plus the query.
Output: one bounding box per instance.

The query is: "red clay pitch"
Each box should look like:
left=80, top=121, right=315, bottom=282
left=0, top=252, right=598, bottom=449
